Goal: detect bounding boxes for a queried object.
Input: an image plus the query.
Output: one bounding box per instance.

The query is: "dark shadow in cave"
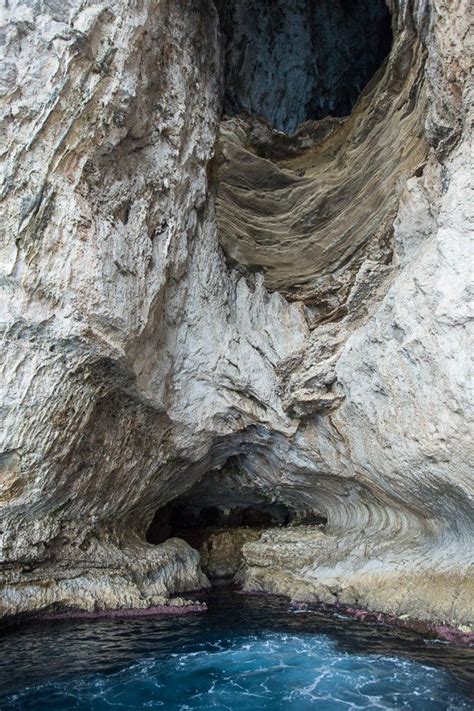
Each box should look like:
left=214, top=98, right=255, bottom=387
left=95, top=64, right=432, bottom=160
left=147, top=497, right=327, bottom=557
left=146, top=500, right=297, bottom=547
left=146, top=455, right=328, bottom=580
left=216, top=0, right=393, bottom=134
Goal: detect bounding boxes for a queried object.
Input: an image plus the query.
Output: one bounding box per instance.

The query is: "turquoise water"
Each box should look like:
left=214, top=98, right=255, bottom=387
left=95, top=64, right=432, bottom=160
left=1, top=589, right=472, bottom=710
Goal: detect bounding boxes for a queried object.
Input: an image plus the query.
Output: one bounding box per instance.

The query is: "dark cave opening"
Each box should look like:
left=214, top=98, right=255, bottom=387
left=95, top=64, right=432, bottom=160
left=147, top=494, right=327, bottom=579
left=146, top=500, right=296, bottom=547
left=146, top=454, right=328, bottom=580
left=217, top=0, right=393, bottom=134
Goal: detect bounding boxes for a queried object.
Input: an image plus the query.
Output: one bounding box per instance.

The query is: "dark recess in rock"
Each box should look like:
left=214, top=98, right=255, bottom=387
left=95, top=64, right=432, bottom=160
left=217, top=0, right=393, bottom=133
left=147, top=501, right=293, bottom=544
left=147, top=499, right=328, bottom=546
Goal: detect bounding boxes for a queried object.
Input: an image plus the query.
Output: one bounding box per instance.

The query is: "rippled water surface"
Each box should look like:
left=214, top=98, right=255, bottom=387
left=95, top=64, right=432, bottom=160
left=1, top=588, right=473, bottom=710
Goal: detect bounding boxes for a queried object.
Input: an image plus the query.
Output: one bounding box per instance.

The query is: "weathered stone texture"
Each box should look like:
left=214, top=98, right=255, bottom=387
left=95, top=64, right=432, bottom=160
left=0, top=0, right=472, bottom=625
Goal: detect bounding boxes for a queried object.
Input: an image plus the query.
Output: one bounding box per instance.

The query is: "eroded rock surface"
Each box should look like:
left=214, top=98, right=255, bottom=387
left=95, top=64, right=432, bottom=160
left=0, top=0, right=472, bottom=626
left=199, top=528, right=262, bottom=579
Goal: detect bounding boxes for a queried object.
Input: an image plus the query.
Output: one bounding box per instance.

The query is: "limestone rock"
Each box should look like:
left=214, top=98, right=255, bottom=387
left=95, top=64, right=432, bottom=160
left=0, top=0, right=472, bottom=625
left=199, top=527, right=262, bottom=579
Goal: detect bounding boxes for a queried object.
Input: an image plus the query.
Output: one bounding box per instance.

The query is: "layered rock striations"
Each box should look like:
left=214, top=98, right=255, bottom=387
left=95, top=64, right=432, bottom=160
left=0, top=0, right=472, bottom=627
left=215, top=19, right=428, bottom=313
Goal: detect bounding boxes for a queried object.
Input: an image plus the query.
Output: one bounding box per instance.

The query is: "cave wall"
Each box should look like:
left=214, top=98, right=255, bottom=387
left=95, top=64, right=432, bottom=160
left=217, top=0, right=392, bottom=133
left=0, top=0, right=473, bottom=625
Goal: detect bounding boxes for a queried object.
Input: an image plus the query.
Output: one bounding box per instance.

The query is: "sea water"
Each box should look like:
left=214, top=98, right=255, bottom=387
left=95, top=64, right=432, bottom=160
left=0, top=588, right=472, bottom=710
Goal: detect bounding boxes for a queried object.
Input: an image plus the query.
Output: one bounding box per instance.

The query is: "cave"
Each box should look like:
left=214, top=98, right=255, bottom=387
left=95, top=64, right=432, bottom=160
left=142, top=0, right=395, bottom=581
left=146, top=495, right=327, bottom=580
left=146, top=501, right=294, bottom=546
left=146, top=499, right=290, bottom=580
left=146, top=461, right=328, bottom=580
left=217, top=0, right=393, bottom=133
left=1, top=0, right=473, bottom=701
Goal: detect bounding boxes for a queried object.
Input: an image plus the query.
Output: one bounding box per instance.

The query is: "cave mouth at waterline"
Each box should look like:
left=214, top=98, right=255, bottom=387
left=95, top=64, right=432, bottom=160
left=146, top=485, right=327, bottom=581
left=217, top=0, right=393, bottom=134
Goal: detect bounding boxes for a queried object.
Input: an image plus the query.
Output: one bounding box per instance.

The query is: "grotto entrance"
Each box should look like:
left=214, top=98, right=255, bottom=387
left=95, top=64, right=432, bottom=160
left=146, top=495, right=327, bottom=581
left=147, top=500, right=289, bottom=580
left=216, top=0, right=393, bottom=134
left=146, top=500, right=294, bottom=546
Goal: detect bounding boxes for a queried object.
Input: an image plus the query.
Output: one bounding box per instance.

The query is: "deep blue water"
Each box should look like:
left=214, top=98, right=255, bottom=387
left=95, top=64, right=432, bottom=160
left=0, top=588, right=472, bottom=710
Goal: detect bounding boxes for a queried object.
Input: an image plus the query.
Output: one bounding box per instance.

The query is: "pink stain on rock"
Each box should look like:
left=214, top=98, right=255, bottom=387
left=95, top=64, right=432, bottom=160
left=285, top=597, right=473, bottom=646
left=33, top=602, right=207, bottom=622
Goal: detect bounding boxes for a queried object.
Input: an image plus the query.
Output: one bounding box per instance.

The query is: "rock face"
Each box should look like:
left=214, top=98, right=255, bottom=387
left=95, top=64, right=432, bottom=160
left=1, top=0, right=472, bottom=626
left=199, top=528, right=262, bottom=579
